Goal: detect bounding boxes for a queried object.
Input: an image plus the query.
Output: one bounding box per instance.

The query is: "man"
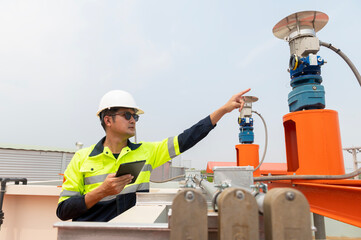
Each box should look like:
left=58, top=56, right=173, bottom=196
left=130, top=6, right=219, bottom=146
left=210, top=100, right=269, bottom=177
left=56, top=88, right=250, bottom=221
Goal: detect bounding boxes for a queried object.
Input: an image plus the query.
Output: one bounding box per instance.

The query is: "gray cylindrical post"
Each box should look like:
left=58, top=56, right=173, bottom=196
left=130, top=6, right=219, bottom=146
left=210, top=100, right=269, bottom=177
left=352, top=149, right=358, bottom=179
left=313, top=213, right=326, bottom=240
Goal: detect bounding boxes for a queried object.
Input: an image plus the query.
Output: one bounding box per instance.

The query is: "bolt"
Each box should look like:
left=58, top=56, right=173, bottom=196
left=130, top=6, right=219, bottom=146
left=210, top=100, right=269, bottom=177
left=285, top=191, right=295, bottom=201
left=312, top=86, right=317, bottom=90
left=221, top=182, right=230, bottom=188
left=185, top=191, right=194, bottom=202
left=235, top=190, right=244, bottom=200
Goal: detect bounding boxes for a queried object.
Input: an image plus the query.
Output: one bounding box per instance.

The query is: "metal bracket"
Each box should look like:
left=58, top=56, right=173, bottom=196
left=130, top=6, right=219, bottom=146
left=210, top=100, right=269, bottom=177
left=170, top=189, right=208, bottom=240
left=263, top=188, right=312, bottom=239
left=217, top=188, right=259, bottom=240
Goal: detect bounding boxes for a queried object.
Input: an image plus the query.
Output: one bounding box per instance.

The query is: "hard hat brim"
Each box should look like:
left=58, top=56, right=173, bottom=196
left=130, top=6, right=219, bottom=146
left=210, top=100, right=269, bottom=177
left=96, top=107, right=144, bottom=117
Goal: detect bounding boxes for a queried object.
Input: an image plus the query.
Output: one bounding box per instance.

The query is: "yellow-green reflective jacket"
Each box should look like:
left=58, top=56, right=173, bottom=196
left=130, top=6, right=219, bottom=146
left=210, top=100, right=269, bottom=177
left=59, top=136, right=179, bottom=201
left=56, top=116, right=214, bottom=221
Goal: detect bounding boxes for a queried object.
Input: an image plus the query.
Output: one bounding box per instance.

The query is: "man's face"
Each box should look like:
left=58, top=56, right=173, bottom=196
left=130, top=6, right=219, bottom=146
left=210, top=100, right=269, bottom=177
left=105, top=108, right=137, bottom=138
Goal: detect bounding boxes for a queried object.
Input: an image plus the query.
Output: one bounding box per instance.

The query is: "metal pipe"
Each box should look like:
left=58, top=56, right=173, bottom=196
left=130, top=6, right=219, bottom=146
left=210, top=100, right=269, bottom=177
left=352, top=149, right=358, bottom=180
left=344, top=147, right=361, bottom=179
left=254, top=192, right=266, bottom=214
left=194, top=175, right=219, bottom=198
left=313, top=213, right=326, bottom=240
left=0, top=178, right=4, bottom=229
left=194, top=176, right=267, bottom=214
left=254, top=165, right=361, bottom=181
left=193, top=175, right=221, bottom=211
left=0, top=178, right=27, bottom=230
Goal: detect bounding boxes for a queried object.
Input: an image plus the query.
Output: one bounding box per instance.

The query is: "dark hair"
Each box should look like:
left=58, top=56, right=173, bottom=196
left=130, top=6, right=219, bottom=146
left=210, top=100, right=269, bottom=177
left=99, top=107, right=122, bottom=131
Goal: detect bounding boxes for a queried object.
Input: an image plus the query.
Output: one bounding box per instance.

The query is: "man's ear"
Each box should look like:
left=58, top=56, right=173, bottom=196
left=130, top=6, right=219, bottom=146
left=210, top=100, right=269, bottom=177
left=104, top=115, right=112, bottom=127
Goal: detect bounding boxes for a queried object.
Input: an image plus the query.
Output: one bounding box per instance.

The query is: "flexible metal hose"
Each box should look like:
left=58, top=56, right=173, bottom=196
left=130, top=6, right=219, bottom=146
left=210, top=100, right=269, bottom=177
left=252, top=111, right=268, bottom=172
left=320, top=40, right=361, bottom=87
left=150, top=174, right=185, bottom=183
left=254, top=166, right=361, bottom=181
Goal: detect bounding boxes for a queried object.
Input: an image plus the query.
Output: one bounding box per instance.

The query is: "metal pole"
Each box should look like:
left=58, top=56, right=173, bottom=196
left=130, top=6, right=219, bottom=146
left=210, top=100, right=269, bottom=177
left=0, top=179, right=5, bottom=230
left=344, top=147, right=361, bottom=179
left=352, top=149, right=358, bottom=179
left=0, top=178, right=27, bottom=230
left=313, top=213, right=326, bottom=240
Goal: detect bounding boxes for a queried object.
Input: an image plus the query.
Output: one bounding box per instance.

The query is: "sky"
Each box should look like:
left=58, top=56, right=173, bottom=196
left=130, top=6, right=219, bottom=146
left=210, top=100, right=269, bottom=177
left=0, top=0, right=360, bottom=171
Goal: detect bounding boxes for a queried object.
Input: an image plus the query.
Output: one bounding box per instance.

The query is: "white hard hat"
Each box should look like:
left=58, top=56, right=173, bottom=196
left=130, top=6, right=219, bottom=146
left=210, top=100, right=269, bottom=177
left=96, top=90, right=144, bottom=117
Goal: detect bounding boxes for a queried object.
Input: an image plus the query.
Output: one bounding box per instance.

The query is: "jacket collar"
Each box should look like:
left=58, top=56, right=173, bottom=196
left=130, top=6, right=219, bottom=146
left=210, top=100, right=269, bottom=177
left=89, top=136, right=142, bottom=157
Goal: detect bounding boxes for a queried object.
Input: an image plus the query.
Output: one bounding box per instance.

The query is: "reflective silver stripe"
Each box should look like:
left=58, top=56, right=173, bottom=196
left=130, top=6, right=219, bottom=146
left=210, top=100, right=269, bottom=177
left=137, top=182, right=150, bottom=191
left=167, top=136, right=177, bottom=158
left=119, top=184, right=138, bottom=195
left=84, top=174, right=108, bottom=185
left=99, top=182, right=150, bottom=202
left=60, top=190, right=81, bottom=197
left=120, top=182, right=149, bottom=194
left=142, top=164, right=153, bottom=172
left=84, top=166, right=152, bottom=186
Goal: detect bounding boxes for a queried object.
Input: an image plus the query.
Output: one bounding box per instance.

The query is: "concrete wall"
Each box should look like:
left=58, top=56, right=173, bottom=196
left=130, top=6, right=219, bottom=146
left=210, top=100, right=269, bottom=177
left=0, top=185, right=62, bottom=240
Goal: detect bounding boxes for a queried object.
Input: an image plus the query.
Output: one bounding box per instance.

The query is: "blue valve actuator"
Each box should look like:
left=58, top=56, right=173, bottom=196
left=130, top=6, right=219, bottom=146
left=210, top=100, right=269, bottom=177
left=239, top=117, right=254, bottom=144
left=288, top=54, right=326, bottom=112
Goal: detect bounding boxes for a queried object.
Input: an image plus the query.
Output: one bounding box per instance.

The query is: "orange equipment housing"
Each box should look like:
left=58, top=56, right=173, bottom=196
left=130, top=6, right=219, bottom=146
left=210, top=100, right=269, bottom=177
left=283, top=109, right=345, bottom=175
left=261, top=109, right=361, bottom=227
left=235, top=144, right=260, bottom=176
left=259, top=163, right=287, bottom=175
left=231, top=109, right=361, bottom=227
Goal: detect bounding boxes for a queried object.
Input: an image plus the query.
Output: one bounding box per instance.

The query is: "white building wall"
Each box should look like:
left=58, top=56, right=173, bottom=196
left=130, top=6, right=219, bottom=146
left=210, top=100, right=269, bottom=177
left=0, top=147, right=75, bottom=181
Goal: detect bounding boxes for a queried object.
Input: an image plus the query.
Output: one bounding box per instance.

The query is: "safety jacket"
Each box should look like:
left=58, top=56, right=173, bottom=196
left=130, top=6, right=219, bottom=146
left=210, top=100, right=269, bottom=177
left=56, top=115, right=215, bottom=221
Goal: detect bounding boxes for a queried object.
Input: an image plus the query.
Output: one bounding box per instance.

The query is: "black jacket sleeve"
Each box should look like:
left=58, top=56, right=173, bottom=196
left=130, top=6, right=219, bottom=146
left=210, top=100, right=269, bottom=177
left=178, top=115, right=216, bottom=153
left=56, top=195, right=88, bottom=221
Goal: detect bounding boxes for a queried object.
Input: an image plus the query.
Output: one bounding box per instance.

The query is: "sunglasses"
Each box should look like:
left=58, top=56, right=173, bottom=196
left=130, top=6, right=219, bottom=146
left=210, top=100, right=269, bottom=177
left=111, top=111, right=139, bottom=122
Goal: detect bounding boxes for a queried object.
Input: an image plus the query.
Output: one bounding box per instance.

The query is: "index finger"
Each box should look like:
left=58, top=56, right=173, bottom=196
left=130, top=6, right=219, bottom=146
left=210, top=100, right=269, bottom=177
left=235, top=88, right=251, bottom=101
left=239, top=88, right=251, bottom=96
